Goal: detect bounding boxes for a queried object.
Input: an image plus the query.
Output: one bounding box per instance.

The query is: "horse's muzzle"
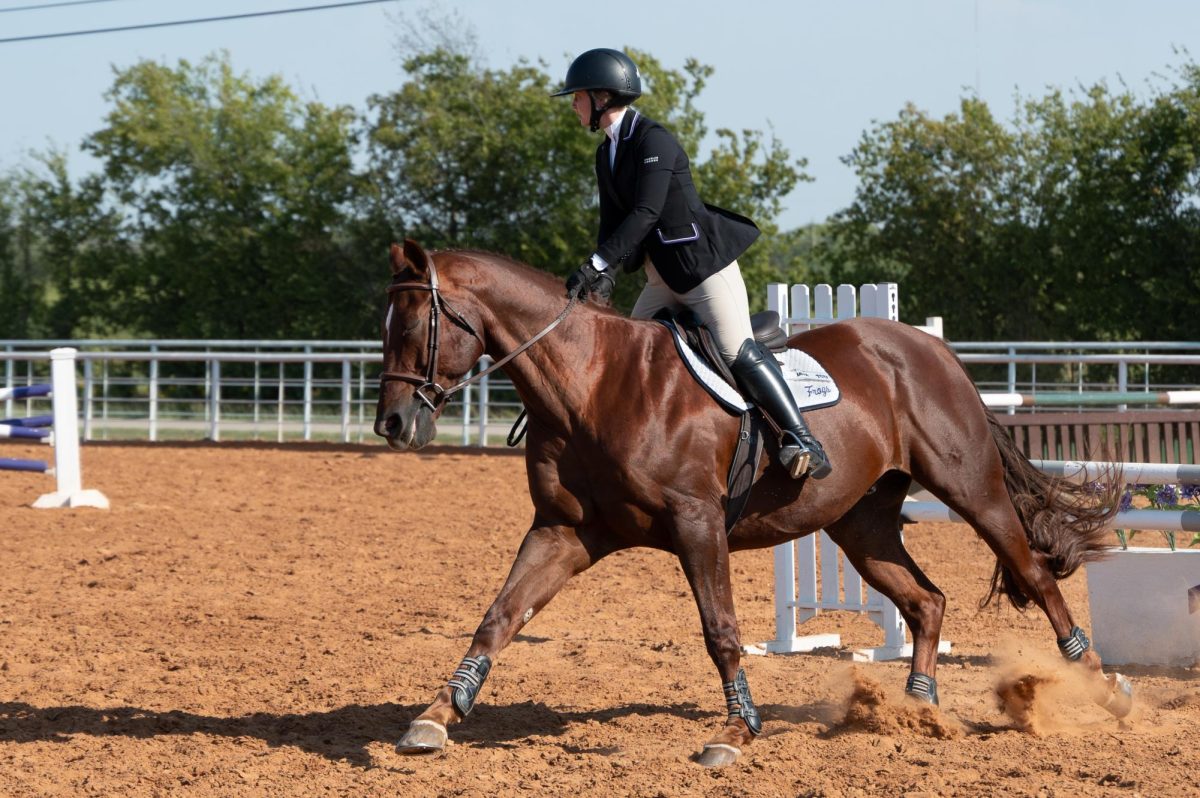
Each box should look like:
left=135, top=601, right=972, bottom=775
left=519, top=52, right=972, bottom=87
left=374, top=400, right=436, bottom=450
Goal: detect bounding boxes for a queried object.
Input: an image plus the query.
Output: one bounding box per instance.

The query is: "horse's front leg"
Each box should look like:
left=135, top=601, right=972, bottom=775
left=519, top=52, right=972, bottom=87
left=668, top=509, right=760, bottom=768
left=397, top=524, right=606, bottom=754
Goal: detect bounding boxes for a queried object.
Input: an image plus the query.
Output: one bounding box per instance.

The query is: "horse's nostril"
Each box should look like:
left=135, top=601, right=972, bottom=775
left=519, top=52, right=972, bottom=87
left=374, top=411, right=402, bottom=439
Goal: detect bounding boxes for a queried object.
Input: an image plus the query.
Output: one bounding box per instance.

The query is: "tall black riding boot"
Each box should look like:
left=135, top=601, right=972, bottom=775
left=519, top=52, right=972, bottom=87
left=730, top=339, right=832, bottom=480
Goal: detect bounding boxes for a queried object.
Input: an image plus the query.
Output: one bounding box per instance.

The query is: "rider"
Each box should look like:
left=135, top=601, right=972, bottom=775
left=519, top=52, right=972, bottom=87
left=554, top=48, right=830, bottom=479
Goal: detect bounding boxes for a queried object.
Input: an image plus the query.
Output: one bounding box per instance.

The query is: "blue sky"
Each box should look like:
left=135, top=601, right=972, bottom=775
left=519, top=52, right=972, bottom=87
left=1, top=0, right=1196, bottom=229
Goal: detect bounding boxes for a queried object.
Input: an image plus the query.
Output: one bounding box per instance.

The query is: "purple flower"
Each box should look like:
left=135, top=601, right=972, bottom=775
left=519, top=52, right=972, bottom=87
left=1181, top=484, right=1200, bottom=503
left=1118, top=490, right=1133, bottom=512
left=1155, top=484, right=1179, bottom=507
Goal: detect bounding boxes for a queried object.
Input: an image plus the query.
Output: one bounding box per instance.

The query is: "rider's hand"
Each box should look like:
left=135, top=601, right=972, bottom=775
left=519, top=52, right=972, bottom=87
left=565, top=260, right=615, bottom=301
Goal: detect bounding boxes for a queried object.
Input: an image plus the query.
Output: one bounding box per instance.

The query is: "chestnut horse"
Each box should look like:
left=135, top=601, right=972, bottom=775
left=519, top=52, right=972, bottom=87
left=375, top=239, right=1130, bottom=767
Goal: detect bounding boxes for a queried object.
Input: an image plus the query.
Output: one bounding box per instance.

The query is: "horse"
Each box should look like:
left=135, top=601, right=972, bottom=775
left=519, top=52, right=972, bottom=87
left=374, top=239, right=1132, bottom=767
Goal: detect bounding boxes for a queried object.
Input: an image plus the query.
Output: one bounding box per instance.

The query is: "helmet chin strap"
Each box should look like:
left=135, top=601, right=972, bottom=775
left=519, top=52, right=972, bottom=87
left=587, top=91, right=609, bottom=133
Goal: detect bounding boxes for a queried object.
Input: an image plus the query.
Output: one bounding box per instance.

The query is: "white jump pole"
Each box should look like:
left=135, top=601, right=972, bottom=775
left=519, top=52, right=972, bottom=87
left=32, top=348, right=109, bottom=509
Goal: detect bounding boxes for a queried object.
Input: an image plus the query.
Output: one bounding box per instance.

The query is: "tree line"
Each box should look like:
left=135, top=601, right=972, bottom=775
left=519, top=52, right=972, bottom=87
left=2, top=46, right=1199, bottom=343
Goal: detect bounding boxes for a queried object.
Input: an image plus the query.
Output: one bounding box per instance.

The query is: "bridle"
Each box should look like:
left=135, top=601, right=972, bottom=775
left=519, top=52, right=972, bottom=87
left=378, top=256, right=578, bottom=412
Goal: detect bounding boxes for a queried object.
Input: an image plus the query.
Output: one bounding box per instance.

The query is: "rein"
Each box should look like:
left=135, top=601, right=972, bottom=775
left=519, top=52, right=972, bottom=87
left=379, top=257, right=578, bottom=412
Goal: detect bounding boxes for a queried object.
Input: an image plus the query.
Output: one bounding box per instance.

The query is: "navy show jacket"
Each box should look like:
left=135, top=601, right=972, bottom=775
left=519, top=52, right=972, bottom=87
left=595, top=110, right=761, bottom=294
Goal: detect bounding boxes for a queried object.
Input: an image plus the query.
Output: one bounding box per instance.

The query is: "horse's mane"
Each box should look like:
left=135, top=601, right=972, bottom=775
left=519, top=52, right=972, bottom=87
left=434, top=248, right=622, bottom=316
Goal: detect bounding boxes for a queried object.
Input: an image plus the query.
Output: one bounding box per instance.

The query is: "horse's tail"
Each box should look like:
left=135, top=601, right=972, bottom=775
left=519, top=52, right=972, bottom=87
left=982, top=411, right=1121, bottom=610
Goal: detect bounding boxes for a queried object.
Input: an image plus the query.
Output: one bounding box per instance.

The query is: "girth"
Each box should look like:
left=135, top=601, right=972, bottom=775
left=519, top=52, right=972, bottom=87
left=726, top=412, right=767, bottom=533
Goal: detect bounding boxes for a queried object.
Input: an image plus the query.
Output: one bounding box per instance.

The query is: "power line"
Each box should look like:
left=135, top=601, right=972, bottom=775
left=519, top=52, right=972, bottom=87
left=0, top=0, right=400, bottom=44
left=0, top=0, right=126, bottom=14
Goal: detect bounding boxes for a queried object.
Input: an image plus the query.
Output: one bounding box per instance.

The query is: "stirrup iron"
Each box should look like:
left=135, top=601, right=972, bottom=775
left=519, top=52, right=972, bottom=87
left=782, top=442, right=811, bottom=479
left=781, top=431, right=829, bottom=480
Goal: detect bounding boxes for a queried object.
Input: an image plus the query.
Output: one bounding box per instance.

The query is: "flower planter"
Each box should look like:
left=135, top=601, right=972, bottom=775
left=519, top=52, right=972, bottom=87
left=1085, top=547, right=1200, bottom=666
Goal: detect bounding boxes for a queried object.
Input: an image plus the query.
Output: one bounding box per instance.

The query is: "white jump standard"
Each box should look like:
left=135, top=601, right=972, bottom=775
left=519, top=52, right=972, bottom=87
left=0, top=348, right=108, bottom=509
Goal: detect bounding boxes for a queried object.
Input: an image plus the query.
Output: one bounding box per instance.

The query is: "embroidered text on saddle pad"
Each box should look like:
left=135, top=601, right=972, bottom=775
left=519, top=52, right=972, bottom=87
left=777, top=348, right=840, bottom=410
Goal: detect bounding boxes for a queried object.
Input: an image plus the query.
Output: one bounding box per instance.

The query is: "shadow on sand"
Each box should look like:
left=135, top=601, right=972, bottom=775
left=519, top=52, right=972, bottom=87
left=0, top=698, right=716, bottom=767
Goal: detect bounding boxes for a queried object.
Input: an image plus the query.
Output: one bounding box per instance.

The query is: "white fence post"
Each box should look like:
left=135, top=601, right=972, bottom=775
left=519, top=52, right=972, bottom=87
left=209, top=360, right=221, bottom=442
left=461, top=382, right=473, bottom=446
left=303, top=347, right=313, bottom=442
left=3, top=345, right=12, bottom=420
left=341, top=359, right=352, bottom=443
left=148, top=346, right=159, bottom=442
left=32, top=348, right=109, bottom=509
left=478, top=364, right=490, bottom=447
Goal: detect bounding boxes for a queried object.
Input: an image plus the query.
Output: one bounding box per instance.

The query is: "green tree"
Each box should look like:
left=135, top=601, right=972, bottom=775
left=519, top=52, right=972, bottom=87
left=768, top=223, right=839, bottom=287
left=81, top=53, right=368, bottom=338
left=0, top=173, right=43, bottom=338
left=824, top=98, right=1035, bottom=340
left=825, top=60, right=1200, bottom=342
left=16, top=151, right=127, bottom=337
left=365, top=45, right=808, bottom=312
left=364, top=49, right=595, bottom=273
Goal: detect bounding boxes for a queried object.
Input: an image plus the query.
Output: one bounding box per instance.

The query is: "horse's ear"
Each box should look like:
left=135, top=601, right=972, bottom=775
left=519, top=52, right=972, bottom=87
left=389, top=239, right=431, bottom=276
left=389, top=242, right=405, bottom=275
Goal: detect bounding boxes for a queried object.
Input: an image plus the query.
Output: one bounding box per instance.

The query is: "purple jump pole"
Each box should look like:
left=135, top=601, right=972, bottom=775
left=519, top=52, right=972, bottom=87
left=0, top=414, right=54, bottom=428
left=0, top=384, right=52, bottom=401
left=0, top=458, right=50, bottom=473
left=0, top=425, right=50, bottom=440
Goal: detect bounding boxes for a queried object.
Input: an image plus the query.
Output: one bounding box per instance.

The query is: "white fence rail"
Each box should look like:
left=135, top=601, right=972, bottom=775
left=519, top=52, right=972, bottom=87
left=1, top=345, right=518, bottom=445
left=4, top=279, right=1200, bottom=444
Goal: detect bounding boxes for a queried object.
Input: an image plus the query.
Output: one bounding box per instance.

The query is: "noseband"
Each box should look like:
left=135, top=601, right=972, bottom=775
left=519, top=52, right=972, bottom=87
left=379, top=256, right=578, bottom=412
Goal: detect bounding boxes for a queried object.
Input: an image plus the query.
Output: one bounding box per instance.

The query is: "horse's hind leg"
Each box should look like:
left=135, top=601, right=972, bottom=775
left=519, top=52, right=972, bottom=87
left=396, top=524, right=612, bottom=754
left=825, top=472, right=946, bottom=704
left=928, top=463, right=1134, bottom=717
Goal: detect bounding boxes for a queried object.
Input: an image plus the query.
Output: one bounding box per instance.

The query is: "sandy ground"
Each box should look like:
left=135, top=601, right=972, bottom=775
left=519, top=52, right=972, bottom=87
left=0, top=441, right=1197, bottom=797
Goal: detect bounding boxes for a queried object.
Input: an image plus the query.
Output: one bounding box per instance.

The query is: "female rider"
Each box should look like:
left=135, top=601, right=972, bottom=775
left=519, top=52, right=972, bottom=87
left=555, top=48, right=830, bottom=479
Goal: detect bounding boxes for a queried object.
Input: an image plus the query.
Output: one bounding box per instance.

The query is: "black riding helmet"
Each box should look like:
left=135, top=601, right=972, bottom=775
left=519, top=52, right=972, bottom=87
left=553, top=48, right=642, bottom=131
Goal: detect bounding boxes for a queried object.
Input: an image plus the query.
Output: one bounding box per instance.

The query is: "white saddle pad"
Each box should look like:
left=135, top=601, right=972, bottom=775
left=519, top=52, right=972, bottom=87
left=659, top=321, right=840, bottom=413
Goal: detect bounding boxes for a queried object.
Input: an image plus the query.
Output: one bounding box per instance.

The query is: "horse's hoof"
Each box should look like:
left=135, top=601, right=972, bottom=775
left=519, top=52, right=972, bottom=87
left=696, top=743, right=741, bottom=767
left=1102, top=673, right=1134, bottom=719
left=395, top=719, right=447, bottom=755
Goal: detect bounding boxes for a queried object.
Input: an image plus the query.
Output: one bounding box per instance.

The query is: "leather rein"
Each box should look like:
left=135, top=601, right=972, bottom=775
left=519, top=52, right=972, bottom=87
left=378, top=257, right=578, bottom=412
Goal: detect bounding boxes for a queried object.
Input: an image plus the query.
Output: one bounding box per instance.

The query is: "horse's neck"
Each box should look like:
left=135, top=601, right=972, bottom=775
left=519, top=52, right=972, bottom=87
left=481, top=295, right=629, bottom=431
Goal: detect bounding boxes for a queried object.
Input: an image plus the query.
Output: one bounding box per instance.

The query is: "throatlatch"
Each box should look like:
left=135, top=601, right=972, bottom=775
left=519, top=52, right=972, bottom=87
left=722, top=668, right=762, bottom=736
left=1057, top=626, right=1090, bottom=661
left=448, top=654, right=492, bottom=717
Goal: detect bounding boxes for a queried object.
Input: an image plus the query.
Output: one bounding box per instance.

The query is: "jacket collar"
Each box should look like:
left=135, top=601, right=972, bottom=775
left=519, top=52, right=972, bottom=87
left=609, top=109, right=640, bottom=173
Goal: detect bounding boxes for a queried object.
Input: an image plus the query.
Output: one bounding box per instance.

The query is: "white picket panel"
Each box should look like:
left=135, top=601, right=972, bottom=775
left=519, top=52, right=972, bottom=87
left=757, top=282, right=947, bottom=661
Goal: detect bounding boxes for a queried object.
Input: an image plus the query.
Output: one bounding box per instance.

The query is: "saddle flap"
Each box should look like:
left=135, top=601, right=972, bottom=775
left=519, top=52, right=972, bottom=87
left=654, top=315, right=749, bottom=414
left=654, top=313, right=841, bottom=413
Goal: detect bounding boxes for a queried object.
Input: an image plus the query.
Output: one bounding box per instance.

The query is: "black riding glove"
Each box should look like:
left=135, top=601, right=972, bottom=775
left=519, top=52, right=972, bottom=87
left=565, top=260, right=615, bottom=301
